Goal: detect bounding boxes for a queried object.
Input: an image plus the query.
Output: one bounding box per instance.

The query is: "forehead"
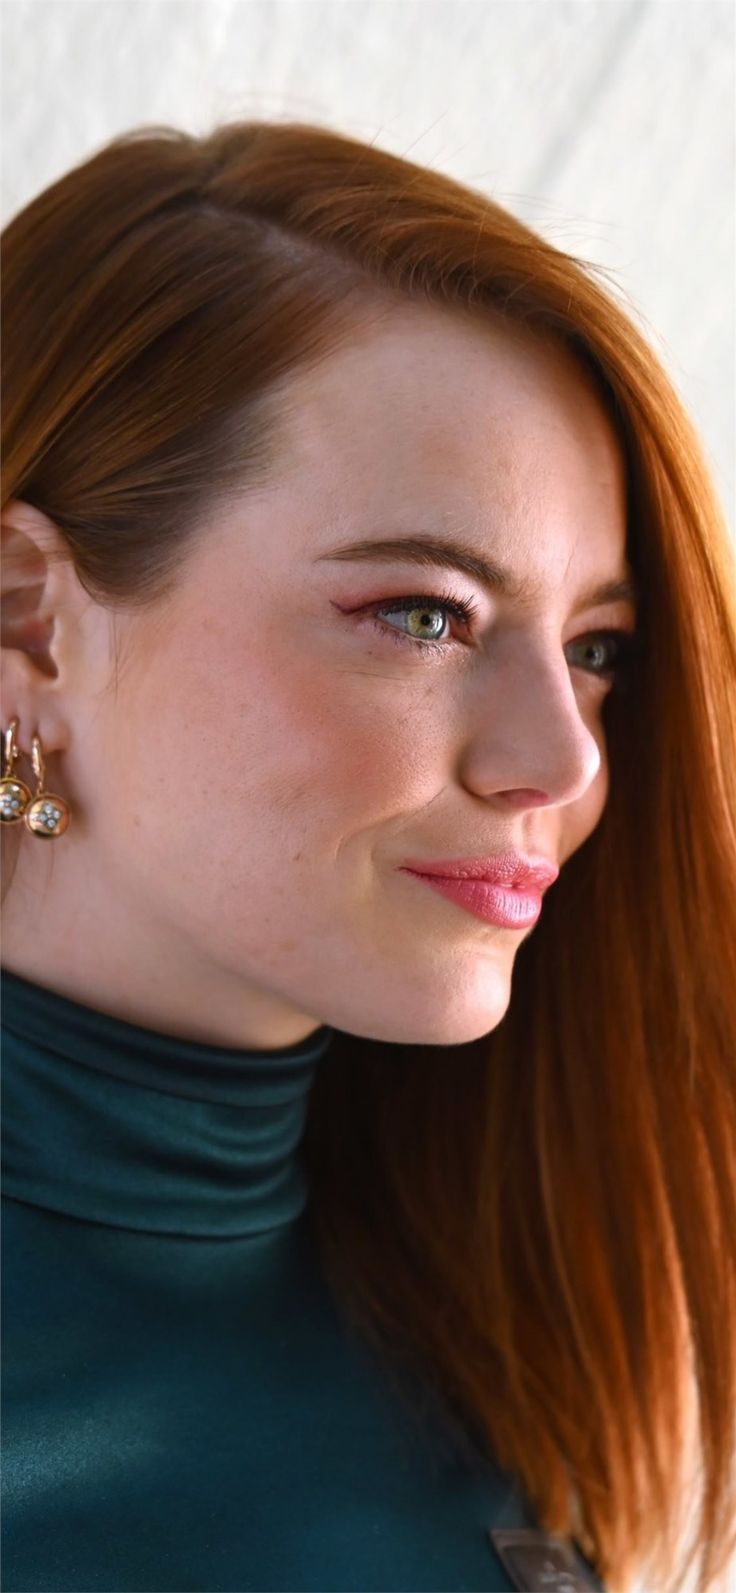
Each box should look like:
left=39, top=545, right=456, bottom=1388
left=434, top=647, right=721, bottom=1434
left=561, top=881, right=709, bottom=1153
left=266, top=304, right=628, bottom=560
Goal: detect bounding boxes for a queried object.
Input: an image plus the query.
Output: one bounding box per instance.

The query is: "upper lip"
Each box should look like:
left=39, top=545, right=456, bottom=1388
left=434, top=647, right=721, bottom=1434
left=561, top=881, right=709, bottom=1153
left=400, top=852, right=559, bottom=891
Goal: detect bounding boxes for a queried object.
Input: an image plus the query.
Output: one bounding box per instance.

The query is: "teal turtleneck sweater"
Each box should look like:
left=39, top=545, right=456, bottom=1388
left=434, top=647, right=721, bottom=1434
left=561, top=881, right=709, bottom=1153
left=1, top=967, right=604, bottom=1593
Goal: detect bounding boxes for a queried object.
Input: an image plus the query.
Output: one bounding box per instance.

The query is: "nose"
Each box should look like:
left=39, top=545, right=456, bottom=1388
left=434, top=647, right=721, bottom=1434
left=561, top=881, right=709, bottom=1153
left=506, top=790, right=551, bottom=805
left=462, top=640, right=604, bottom=808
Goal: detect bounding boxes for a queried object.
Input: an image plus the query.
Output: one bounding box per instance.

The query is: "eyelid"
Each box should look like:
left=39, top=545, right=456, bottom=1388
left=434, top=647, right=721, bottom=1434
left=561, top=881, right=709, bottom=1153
left=354, top=589, right=638, bottom=635
left=351, top=588, right=640, bottom=686
left=374, top=590, right=479, bottom=624
left=331, top=576, right=637, bottom=626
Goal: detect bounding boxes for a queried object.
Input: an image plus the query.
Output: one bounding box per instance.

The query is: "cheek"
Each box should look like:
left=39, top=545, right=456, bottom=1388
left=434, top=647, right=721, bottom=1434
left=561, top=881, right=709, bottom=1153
left=250, top=667, right=435, bottom=826
left=198, top=610, right=443, bottom=822
left=102, top=628, right=418, bottom=855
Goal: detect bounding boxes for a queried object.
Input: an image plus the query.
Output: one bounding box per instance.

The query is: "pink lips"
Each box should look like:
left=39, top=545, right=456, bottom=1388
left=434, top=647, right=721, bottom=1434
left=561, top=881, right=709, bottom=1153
left=401, top=871, right=544, bottom=928
left=398, top=853, right=558, bottom=929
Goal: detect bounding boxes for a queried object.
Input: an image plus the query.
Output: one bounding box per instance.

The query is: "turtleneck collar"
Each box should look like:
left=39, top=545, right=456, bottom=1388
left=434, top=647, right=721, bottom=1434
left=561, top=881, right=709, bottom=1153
left=0, top=967, right=335, bottom=1240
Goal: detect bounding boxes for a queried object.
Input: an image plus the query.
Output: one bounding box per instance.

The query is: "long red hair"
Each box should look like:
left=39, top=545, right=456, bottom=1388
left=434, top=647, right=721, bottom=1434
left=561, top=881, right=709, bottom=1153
left=2, top=119, right=735, bottom=1591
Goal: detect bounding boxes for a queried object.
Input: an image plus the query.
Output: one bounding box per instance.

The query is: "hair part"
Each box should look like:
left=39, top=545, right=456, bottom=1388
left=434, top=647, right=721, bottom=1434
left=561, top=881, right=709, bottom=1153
left=3, top=118, right=736, bottom=1591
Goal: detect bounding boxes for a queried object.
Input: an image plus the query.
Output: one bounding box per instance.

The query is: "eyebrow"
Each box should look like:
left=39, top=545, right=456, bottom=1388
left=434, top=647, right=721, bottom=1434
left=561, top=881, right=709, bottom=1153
left=316, top=533, right=639, bottom=611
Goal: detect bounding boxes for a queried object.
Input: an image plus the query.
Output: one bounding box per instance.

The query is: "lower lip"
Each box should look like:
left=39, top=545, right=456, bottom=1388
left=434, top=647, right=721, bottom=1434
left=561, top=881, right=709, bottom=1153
left=401, top=871, right=543, bottom=929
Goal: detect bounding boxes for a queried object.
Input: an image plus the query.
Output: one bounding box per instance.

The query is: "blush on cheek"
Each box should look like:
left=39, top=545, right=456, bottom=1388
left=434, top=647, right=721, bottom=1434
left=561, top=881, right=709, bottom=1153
left=330, top=725, right=444, bottom=820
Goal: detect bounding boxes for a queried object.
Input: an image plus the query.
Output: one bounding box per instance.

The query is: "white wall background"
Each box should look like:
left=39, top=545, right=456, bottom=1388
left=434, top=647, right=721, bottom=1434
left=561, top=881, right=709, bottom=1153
left=1, top=0, right=734, bottom=544
left=1, top=4, right=734, bottom=1591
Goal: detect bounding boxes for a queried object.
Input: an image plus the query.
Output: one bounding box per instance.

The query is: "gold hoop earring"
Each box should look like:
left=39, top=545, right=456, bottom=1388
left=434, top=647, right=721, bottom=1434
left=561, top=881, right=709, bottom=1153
left=23, top=731, right=72, bottom=838
left=0, top=719, right=33, bottom=824
left=1, top=720, right=71, bottom=837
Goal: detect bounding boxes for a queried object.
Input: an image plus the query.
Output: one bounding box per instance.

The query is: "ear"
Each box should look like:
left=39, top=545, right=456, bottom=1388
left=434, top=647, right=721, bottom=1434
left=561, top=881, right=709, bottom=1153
left=2, top=497, right=67, bottom=655
left=1, top=497, right=81, bottom=746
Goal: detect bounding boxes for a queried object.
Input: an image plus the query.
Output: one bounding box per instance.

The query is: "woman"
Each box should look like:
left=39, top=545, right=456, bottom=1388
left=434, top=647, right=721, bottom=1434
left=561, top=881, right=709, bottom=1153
left=2, top=119, right=735, bottom=1593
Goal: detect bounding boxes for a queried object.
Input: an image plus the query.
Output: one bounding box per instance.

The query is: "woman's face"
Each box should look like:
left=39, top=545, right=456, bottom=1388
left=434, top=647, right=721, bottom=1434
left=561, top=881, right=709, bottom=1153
left=2, top=304, right=636, bottom=1049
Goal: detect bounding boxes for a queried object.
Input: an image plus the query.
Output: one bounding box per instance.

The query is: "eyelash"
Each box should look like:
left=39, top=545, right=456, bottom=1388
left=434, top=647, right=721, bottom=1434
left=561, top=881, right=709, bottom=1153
left=363, top=586, right=639, bottom=685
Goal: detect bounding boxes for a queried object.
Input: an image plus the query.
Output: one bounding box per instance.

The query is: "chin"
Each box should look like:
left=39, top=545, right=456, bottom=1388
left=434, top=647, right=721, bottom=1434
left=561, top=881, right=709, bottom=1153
left=355, top=1001, right=511, bottom=1049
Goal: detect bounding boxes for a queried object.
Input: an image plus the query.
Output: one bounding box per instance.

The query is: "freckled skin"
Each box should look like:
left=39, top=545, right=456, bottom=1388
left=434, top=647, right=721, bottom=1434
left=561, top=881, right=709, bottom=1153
left=1, top=302, right=630, bottom=1049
